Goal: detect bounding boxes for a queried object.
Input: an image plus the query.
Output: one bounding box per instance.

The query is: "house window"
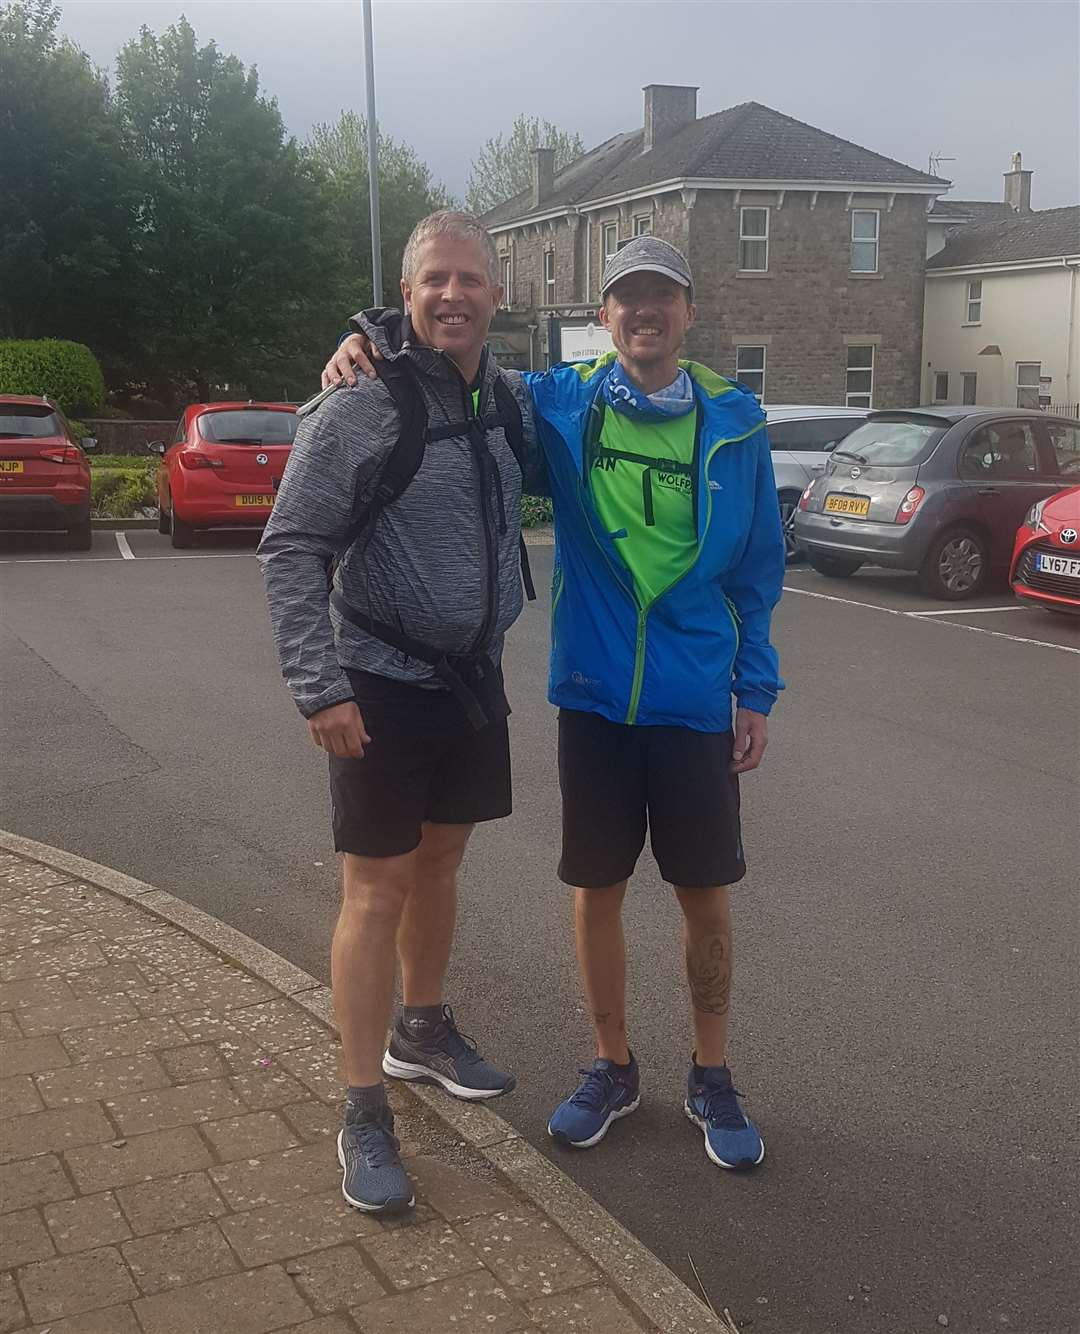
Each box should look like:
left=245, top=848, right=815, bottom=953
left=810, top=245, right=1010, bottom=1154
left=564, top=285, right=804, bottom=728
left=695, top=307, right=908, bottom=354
left=602, top=222, right=618, bottom=268
left=965, top=280, right=982, bottom=323
left=934, top=372, right=949, bottom=403
left=739, top=208, right=769, bottom=271
left=962, top=372, right=977, bottom=405
left=846, top=345, right=874, bottom=407
left=735, top=345, right=766, bottom=399
left=500, top=254, right=512, bottom=308
left=632, top=213, right=653, bottom=237
left=544, top=248, right=556, bottom=305
left=1016, top=362, right=1041, bottom=409
left=850, top=209, right=880, bottom=273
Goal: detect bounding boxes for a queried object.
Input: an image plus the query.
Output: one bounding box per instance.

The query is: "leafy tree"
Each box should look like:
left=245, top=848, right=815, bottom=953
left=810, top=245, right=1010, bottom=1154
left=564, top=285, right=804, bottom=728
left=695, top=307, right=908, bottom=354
left=305, top=109, right=450, bottom=313
left=0, top=1, right=137, bottom=364
left=465, top=115, right=585, bottom=214
left=114, top=17, right=335, bottom=401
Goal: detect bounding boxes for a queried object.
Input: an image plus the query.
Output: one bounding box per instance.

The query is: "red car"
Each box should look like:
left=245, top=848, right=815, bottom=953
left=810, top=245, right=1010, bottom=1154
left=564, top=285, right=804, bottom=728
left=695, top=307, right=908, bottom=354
left=151, top=401, right=298, bottom=549
left=1010, top=485, right=1080, bottom=615
left=0, top=395, right=95, bottom=549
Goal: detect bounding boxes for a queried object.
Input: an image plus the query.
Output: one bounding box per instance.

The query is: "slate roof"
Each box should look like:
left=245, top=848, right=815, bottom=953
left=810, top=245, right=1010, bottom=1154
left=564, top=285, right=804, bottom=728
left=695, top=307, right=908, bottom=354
left=927, top=205, right=1080, bottom=267
left=928, top=199, right=1014, bottom=226
left=483, top=101, right=944, bottom=228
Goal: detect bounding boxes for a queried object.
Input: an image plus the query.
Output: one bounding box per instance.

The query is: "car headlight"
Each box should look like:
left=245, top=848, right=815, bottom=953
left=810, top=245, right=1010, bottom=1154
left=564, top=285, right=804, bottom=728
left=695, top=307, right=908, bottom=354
left=1024, top=499, right=1048, bottom=532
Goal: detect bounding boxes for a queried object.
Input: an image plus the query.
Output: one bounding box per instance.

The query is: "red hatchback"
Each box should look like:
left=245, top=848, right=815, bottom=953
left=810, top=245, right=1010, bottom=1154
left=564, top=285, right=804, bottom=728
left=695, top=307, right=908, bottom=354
left=152, top=402, right=298, bottom=548
left=1010, top=485, right=1080, bottom=615
left=0, top=395, right=95, bottom=548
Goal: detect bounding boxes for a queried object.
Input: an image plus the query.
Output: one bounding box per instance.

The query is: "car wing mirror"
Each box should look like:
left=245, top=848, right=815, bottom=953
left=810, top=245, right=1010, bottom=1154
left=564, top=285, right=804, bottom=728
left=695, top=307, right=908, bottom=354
left=80, top=436, right=97, bottom=451
left=147, top=440, right=167, bottom=455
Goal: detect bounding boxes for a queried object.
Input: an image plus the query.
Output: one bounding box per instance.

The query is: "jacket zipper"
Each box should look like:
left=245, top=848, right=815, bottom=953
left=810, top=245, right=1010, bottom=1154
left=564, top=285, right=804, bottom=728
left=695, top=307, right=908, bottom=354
left=455, top=351, right=501, bottom=658
left=623, top=420, right=765, bottom=725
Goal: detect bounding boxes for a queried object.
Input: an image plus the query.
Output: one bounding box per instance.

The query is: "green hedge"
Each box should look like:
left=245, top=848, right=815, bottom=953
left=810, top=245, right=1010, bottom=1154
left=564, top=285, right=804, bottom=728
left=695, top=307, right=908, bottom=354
left=521, top=494, right=553, bottom=528
left=0, top=339, right=106, bottom=416
left=90, top=462, right=157, bottom=518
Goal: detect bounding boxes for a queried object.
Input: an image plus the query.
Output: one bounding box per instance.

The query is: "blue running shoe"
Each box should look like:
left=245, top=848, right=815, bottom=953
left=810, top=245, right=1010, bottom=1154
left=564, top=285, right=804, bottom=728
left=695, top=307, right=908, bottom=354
left=382, top=1005, right=515, bottom=1101
left=684, top=1061, right=765, bottom=1170
left=337, top=1106, right=414, bottom=1213
left=548, top=1057, right=640, bottom=1148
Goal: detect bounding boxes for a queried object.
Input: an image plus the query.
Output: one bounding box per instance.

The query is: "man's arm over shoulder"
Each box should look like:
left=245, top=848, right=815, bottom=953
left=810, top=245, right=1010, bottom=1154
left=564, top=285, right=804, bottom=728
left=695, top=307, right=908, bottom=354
left=720, top=424, right=786, bottom=716
left=257, top=380, right=395, bottom=719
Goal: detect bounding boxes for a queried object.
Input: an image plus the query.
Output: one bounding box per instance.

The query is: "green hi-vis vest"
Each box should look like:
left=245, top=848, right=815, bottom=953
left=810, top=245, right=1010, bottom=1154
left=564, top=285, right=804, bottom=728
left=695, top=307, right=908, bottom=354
left=589, top=406, right=698, bottom=606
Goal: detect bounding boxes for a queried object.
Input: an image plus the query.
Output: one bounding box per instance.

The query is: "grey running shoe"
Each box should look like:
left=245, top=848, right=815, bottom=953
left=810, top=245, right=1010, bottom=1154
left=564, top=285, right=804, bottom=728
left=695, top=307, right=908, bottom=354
left=382, top=1005, right=515, bottom=1101
left=336, top=1105, right=413, bottom=1213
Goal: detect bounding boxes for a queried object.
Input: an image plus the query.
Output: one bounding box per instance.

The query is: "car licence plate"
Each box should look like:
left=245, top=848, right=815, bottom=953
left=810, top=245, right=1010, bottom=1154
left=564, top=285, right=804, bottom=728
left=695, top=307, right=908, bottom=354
left=0, top=461, right=24, bottom=473
left=235, top=494, right=275, bottom=507
left=824, top=493, right=870, bottom=517
left=1034, top=551, right=1080, bottom=579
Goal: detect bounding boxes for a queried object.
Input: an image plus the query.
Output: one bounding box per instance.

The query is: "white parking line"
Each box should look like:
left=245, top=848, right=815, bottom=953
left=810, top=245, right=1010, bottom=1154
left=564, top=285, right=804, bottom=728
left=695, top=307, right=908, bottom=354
left=782, top=584, right=1080, bottom=654
left=114, top=532, right=135, bottom=560
left=908, top=605, right=1025, bottom=616
left=0, top=553, right=253, bottom=566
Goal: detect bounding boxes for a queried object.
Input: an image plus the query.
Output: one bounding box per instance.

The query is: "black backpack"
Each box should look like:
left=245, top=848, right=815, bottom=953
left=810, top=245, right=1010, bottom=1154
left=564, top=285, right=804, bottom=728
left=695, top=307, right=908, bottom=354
left=329, top=356, right=535, bottom=729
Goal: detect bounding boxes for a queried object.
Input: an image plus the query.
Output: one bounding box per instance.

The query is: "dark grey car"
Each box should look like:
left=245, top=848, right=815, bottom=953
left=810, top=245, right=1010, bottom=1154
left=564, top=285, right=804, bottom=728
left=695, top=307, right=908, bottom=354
left=792, top=407, right=1080, bottom=599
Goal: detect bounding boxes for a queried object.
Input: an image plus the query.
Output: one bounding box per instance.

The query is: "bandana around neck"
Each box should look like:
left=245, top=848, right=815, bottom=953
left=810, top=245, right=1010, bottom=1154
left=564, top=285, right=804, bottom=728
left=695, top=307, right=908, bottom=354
left=602, top=361, right=696, bottom=421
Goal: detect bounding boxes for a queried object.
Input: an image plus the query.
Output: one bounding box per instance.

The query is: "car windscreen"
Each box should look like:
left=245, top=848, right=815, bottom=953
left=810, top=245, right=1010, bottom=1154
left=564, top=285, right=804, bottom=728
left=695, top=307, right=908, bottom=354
left=197, top=410, right=297, bottom=445
left=0, top=408, right=63, bottom=438
left=831, top=418, right=947, bottom=468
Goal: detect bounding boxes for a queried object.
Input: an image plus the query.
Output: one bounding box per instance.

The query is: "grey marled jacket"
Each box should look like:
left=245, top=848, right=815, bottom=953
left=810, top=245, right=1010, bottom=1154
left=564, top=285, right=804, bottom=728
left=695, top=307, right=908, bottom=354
left=257, top=311, right=540, bottom=719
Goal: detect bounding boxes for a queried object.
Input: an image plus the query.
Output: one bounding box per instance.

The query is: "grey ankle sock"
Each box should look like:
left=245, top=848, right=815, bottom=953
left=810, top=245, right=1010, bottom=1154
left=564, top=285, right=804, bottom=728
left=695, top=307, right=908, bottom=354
left=344, top=1083, right=386, bottom=1122
left=401, top=1004, right=445, bottom=1038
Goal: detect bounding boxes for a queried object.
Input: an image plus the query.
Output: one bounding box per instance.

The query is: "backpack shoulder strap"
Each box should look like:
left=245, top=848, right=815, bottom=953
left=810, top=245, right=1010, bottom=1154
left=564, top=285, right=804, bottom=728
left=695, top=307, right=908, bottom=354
left=490, top=375, right=526, bottom=478
left=342, top=357, right=429, bottom=547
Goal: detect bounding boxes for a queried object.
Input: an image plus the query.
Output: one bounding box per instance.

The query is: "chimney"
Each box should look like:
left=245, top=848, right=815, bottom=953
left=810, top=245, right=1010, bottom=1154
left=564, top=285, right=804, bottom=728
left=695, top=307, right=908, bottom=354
left=643, top=84, right=698, bottom=154
left=1003, top=151, right=1032, bottom=214
left=532, top=147, right=555, bottom=210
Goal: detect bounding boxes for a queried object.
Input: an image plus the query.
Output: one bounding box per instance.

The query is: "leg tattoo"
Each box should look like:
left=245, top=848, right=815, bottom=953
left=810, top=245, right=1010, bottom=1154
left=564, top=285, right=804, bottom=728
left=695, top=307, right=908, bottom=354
left=687, top=931, right=731, bottom=1016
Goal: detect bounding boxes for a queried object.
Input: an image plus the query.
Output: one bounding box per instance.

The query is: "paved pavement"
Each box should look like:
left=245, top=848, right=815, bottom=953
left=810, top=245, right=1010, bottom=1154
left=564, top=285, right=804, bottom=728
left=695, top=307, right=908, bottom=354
left=0, top=839, right=724, bottom=1334
left=1, top=526, right=1079, bottom=1334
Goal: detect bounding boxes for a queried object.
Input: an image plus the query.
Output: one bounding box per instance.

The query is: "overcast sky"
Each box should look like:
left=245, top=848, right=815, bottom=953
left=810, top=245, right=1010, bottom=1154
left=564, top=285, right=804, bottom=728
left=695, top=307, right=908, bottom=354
left=61, top=0, right=1079, bottom=209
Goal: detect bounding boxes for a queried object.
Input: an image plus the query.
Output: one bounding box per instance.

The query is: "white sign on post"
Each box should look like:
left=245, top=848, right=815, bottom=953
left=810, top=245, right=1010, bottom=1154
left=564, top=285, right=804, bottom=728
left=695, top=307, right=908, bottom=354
left=559, top=323, right=615, bottom=363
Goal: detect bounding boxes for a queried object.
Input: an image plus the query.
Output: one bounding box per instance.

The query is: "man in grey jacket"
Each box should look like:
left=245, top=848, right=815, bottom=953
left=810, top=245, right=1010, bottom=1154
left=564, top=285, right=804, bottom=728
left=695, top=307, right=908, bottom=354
left=258, top=211, right=536, bottom=1214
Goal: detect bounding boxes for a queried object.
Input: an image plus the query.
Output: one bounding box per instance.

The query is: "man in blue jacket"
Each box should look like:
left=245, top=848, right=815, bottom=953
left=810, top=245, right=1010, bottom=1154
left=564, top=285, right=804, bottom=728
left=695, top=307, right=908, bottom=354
left=329, top=235, right=785, bottom=1171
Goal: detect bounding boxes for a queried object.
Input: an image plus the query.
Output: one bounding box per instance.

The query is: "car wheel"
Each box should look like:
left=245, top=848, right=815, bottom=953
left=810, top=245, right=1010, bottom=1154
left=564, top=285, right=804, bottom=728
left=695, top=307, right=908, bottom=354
left=806, top=551, right=862, bottom=578
left=157, top=504, right=171, bottom=535
left=66, top=517, right=93, bottom=551
left=170, top=511, right=195, bottom=549
left=919, top=527, right=988, bottom=600
left=778, top=490, right=804, bottom=564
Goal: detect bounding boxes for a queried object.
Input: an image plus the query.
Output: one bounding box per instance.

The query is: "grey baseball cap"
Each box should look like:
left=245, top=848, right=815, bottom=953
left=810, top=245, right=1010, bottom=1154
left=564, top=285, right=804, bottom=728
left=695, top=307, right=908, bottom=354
left=600, top=236, right=693, bottom=298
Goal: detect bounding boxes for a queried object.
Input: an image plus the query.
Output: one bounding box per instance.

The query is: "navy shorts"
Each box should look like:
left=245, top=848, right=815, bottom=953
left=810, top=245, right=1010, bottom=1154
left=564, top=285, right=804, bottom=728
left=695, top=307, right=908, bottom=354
left=329, top=670, right=511, bottom=859
left=557, top=708, right=745, bottom=889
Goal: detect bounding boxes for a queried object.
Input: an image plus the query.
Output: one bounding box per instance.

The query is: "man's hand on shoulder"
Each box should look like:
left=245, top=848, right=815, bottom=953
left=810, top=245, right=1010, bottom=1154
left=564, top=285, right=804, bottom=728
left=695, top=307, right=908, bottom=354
left=308, top=700, right=371, bottom=759
left=322, top=335, right=380, bottom=389
left=731, top=707, right=767, bottom=773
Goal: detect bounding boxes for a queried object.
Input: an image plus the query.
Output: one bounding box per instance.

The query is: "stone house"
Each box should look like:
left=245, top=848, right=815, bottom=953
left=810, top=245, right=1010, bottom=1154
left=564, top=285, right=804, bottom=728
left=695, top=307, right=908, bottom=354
left=483, top=87, right=945, bottom=407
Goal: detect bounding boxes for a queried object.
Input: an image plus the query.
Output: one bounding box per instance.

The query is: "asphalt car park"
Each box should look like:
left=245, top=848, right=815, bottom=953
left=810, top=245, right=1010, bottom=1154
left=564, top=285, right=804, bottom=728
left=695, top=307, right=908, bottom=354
left=1, top=529, right=1077, bottom=1334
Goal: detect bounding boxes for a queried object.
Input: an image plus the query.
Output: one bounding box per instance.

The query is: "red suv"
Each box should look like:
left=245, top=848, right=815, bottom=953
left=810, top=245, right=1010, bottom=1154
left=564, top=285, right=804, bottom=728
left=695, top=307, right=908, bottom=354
left=151, top=401, right=298, bottom=549
left=0, top=395, right=96, bottom=548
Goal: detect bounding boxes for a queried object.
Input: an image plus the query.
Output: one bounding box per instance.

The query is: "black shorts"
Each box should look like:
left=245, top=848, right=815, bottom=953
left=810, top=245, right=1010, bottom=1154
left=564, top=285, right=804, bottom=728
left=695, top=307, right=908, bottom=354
left=329, top=670, right=512, bottom=859
left=557, top=708, right=745, bottom=890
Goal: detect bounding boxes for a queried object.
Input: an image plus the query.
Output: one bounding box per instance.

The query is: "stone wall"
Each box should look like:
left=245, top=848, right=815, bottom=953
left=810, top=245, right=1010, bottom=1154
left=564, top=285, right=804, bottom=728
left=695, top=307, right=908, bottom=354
left=83, top=421, right=175, bottom=454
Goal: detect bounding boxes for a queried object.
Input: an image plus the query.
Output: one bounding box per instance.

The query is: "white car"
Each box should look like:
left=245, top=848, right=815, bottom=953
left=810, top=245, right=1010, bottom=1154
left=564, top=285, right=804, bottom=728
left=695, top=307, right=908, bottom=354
left=763, top=405, right=871, bottom=561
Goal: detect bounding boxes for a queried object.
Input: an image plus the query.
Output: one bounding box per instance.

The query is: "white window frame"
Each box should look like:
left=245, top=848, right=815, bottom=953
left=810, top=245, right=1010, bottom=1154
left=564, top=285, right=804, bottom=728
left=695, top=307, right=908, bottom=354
left=632, top=213, right=653, bottom=237
left=965, top=279, right=982, bottom=324
left=735, top=345, right=766, bottom=400
left=933, top=371, right=949, bottom=403
left=1016, top=361, right=1041, bottom=409
left=961, top=372, right=977, bottom=406
left=543, top=247, right=556, bottom=305
left=846, top=345, right=875, bottom=407
left=739, top=207, right=769, bottom=272
left=850, top=209, right=880, bottom=273
left=602, top=222, right=619, bottom=267
left=500, top=253, right=512, bottom=309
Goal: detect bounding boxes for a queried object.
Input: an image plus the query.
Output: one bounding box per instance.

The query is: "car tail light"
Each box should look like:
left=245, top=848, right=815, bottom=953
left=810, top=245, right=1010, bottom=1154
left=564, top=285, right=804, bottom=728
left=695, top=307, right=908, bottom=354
left=178, top=451, right=224, bottom=470
left=894, top=486, right=925, bottom=524
left=39, top=446, right=84, bottom=464
left=798, top=481, right=815, bottom=511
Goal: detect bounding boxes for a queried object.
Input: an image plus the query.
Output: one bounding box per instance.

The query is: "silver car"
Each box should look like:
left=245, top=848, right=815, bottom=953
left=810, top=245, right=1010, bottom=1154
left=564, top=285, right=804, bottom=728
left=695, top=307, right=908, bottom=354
left=764, top=406, right=871, bottom=561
